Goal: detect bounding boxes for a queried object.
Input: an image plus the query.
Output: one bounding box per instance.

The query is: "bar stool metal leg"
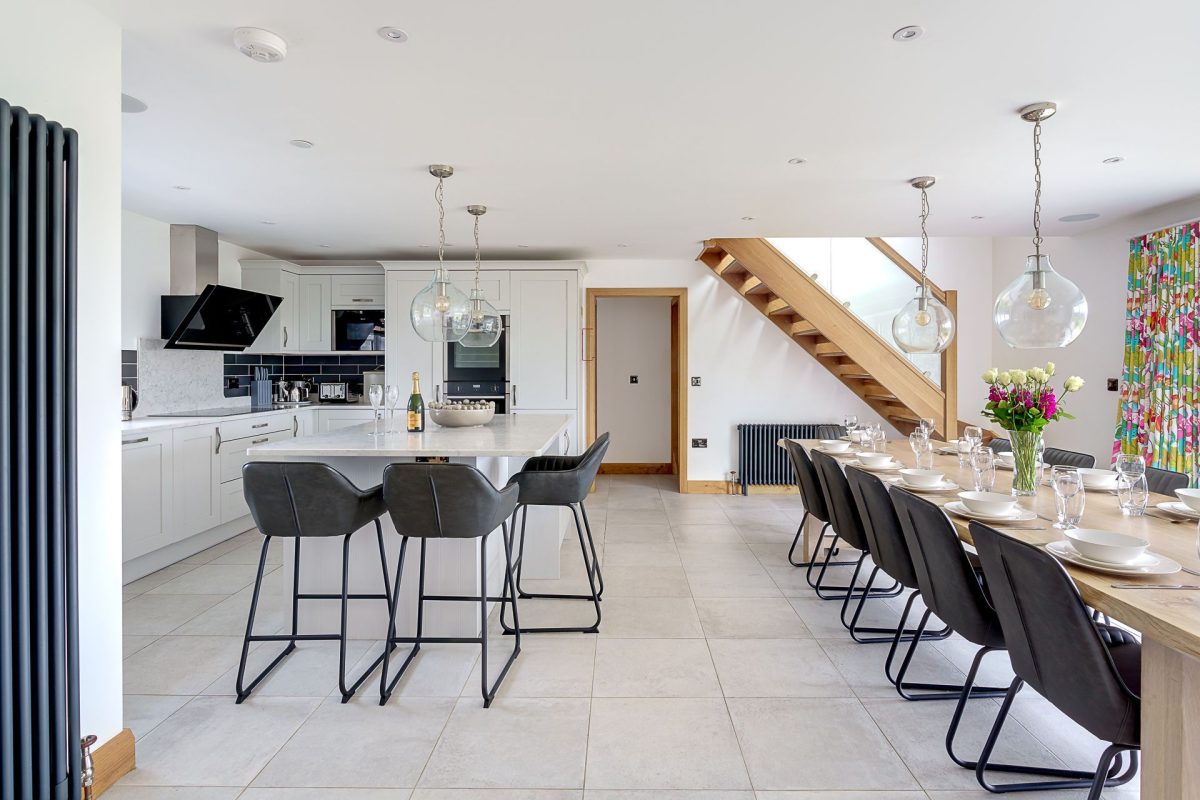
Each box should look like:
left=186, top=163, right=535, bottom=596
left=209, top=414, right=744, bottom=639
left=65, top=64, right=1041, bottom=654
left=502, top=502, right=601, bottom=634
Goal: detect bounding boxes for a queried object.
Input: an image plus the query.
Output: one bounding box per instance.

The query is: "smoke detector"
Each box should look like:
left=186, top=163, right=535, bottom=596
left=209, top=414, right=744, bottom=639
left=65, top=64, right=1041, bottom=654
left=234, top=28, right=288, bottom=63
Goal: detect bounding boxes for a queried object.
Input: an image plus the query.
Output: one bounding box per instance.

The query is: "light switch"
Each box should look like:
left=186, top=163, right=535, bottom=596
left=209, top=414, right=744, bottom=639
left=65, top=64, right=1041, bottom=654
left=630, top=375, right=639, bottom=384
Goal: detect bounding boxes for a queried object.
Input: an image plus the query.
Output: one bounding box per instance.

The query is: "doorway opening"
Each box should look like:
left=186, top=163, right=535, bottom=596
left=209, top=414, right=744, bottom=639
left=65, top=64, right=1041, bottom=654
left=585, top=288, right=688, bottom=494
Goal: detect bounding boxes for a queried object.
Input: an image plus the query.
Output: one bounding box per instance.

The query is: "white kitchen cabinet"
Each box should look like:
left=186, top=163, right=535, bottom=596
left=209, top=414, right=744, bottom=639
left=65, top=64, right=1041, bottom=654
left=242, top=262, right=300, bottom=352
left=331, top=274, right=386, bottom=308
left=449, top=270, right=510, bottom=311
left=317, top=407, right=378, bottom=433
left=294, top=409, right=315, bottom=437
left=384, top=271, right=436, bottom=390
left=509, top=270, right=579, bottom=410
left=512, top=410, right=579, bottom=456
left=219, top=428, right=294, bottom=483
left=297, top=274, right=333, bottom=351
left=172, top=424, right=221, bottom=537
left=121, top=430, right=174, bottom=560
left=220, top=480, right=251, bottom=525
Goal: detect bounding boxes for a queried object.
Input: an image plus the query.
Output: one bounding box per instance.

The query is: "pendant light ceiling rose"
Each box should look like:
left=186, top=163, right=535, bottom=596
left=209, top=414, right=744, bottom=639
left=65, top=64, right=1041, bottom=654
left=467, top=204, right=487, bottom=216
left=909, top=176, right=936, bottom=190
left=429, top=164, right=454, bottom=179
left=1018, top=101, right=1058, bottom=123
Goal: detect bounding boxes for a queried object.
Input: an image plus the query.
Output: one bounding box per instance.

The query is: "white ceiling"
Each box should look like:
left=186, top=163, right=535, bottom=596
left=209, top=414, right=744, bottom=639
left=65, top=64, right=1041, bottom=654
left=105, top=0, right=1200, bottom=261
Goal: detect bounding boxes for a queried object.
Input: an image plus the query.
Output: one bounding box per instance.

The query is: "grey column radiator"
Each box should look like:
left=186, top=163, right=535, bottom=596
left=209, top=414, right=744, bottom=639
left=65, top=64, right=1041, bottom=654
left=1, top=98, right=81, bottom=800
left=736, top=423, right=842, bottom=495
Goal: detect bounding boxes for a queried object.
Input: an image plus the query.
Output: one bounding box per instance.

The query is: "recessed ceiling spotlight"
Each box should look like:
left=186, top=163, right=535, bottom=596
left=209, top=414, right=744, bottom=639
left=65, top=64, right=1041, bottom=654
left=892, top=25, right=924, bottom=42
left=289, top=139, right=314, bottom=149
left=377, top=27, right=409, bottom=43
left=741, top=216, right=755, bottom=221
left=617, top=244, right=629, bottom=248
left=1059, top=213, right=1101, bottom=223
left=419, top=244, right=431, bottom=248
left=971, top=215, right=984, bottom=220
left=172, top=185, right=191, bottom=191
left=319, top=244, right=331, bottom=248
left=233, top=27, right=288, bottom=63
left=517, top=244, right=530, bottom=248
left=121, top=94, right=148, bottom=113
left=260, top=220, right=277, bottom=225
left=1102, top=156, right=1125, bottom=164
left=787, top=157, right=807, bottom=165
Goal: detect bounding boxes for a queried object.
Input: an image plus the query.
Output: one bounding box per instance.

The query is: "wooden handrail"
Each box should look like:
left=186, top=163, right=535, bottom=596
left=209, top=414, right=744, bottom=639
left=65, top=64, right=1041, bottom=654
left=865, top=237, right=948, bottom=302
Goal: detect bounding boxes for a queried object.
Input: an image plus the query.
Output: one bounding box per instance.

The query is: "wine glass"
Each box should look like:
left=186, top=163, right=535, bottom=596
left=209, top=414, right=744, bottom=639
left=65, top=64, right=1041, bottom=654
left=971, top=447, right=996, bottom=492
left=384, top=385, right=401, bottom=432
left=919, top=417, right=936, bottom=437
left=1052, top=466, right=1085, bottom=529
left=843, top=414, right=858, bottom=442
left=910, top=431, right=933, bottom=470
left=867, top=422, right=885, bottom=453
left=1115, top=453, right=1146, bottom=479
left=961, top=425, right=982, bottom=466
left=368, top=384, right=384, bottom=436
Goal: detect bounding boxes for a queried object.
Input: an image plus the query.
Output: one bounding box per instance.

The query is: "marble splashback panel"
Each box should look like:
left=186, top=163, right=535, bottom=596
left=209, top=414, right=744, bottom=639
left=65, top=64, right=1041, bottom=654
left=136, top=339, right=250, bottom=415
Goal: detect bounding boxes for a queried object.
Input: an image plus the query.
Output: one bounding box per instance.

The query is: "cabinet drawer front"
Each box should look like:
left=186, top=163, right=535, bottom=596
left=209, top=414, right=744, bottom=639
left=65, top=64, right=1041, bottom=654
left=221, top=479, right=252, bottom=524
left=331, top=275, right=385, bottom=307
left=217, top=414, right=291, bottom=444
left=220, top=429, right=294, bottom=483
left=449, top=271, right=509, bottom=309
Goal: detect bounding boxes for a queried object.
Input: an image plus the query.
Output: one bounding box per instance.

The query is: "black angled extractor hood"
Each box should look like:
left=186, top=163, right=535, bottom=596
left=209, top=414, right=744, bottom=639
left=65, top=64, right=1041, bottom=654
left=162, top=284, right=282, bottom=351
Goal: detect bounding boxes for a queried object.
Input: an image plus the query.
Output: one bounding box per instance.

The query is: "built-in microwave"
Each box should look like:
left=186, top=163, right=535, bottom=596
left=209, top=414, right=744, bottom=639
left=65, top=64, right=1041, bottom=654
left=333, top=309, right=385, bottom=351
left=445, top=315, right=507, bottom=382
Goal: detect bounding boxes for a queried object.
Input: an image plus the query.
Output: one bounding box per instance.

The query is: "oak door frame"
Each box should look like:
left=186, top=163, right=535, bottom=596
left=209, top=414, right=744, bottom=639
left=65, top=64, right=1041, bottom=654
left=585, top=287, right=688, bottom=494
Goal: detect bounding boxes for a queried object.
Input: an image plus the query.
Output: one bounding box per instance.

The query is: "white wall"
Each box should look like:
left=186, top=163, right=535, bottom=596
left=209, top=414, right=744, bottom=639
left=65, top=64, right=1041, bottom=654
left=992, top=195, right=1200, bottom=465
left=596, top=296, right=672, bottom=463
left=1, top=0, right=125, bottom=747
left=583, top=259, right=897, bottom=483
left=121, top=209, right=276, bottom=347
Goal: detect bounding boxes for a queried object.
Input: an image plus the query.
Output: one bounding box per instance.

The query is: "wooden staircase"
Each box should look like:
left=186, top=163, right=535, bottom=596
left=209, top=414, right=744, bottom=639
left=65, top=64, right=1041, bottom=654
left=697, top=237, right=960, bottom=437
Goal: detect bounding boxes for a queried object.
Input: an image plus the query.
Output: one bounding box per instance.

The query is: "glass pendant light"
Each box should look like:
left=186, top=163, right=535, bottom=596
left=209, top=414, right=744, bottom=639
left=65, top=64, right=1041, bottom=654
left=891, top=176, right=955, bottom=354
left=994, top=102, right=1088, bottom=348
left=410, top=164, right=470, bottom=343
left=459, top=204, right=504, bottom=347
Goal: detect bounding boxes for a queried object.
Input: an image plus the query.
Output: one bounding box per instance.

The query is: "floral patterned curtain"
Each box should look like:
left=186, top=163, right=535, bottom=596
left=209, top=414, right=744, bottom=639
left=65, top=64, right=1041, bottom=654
left=1113, top=220, right=1200, bottom=482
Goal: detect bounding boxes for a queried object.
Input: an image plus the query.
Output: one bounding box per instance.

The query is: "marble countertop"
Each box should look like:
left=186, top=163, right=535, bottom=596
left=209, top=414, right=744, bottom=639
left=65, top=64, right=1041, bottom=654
left=247, top=413, right=571, bottom=458
left=119, top=402, right=374, bottom=436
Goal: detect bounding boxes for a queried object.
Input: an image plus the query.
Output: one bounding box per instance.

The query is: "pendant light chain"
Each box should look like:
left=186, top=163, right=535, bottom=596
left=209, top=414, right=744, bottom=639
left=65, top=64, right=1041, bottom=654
left=1032, top=117, right=1043, bottom=258
left=435, top=174, right=446, bottom=268
left=473, top=212, right=482, bottom=289
left=919, top=184, right=930, bottom=296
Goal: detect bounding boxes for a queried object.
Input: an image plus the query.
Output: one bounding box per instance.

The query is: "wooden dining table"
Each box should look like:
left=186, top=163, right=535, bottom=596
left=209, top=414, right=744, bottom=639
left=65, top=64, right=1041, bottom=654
left=788, top=438, right=1200, bottom=798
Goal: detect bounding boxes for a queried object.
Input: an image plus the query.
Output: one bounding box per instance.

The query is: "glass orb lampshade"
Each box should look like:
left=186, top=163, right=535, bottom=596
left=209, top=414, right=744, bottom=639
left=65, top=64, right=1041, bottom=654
left=460, top=288, right=503, bottom=347
left=892, top=285, right=955, bottom=354
left=410, top=269, right=470, bottom=343
left=993, top=254, right=1088, bottom=348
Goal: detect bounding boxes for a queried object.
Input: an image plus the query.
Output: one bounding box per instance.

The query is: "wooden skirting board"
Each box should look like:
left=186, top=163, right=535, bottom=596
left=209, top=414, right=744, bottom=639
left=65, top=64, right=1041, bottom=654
left=686, top=480, right=799, bottom=495
left=599, top=463, right=673, bottom=475
left=92, top=727, right=135, bottom=797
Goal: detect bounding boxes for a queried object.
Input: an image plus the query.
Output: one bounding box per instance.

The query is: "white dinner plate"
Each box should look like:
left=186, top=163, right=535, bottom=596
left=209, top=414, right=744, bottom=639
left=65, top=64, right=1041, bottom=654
left=943, top=501, right=1037, bottom=522
left=816, top=446, right=857, bottom=456
left=897, top=478, right=961, bottom=493
left=1045, top=541, right=1181, bottom=576
left=1156, top=501, right=1200, bottom=520
left=849, top=458, right=903, bottom=472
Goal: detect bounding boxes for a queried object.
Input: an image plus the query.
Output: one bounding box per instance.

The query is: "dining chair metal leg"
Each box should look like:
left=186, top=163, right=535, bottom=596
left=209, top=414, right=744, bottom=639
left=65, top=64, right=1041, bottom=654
left=884, top=609, right=1007, bottom=701
left=792, top=516, right=860, bottom=575
left=835, top=561, right=906, bottom=641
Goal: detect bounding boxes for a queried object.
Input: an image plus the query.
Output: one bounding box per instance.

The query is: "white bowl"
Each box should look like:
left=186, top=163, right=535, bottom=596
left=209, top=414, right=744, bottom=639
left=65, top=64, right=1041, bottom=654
left=819, top=439, right=850, bottom=453
left=428, top=406, right=495, bottom=428
left=856, top=451, right=893, bottom=466
left=1077, top=468, right=1119, bottom=489
left=900, top=469, right=945, bottom=488
left=995, top=451, right=1015, bottom=464
left=959, top=491, right=1018, bottom=516
left=1063, top=528, right=1149, bottom=565
left=1175, top=488, right=1200, bottom=512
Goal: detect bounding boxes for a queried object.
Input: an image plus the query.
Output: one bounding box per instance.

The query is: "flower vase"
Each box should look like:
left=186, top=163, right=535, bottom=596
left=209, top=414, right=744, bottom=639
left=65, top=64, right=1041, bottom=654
left=1008, top=430, right=1043, bottom=496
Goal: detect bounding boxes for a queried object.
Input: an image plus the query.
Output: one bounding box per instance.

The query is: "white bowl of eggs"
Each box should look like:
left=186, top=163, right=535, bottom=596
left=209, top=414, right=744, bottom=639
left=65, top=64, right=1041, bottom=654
left=428, top=400, right=496, bottom=428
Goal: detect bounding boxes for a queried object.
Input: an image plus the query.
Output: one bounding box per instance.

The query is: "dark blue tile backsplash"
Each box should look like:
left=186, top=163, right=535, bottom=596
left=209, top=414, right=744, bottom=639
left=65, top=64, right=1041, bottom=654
left=223, top=353, right=385, bottom=397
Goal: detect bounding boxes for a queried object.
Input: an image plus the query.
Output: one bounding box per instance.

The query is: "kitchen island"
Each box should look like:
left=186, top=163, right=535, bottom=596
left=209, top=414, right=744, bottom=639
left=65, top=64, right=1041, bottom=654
left=247, top=413, right=573, bottom=636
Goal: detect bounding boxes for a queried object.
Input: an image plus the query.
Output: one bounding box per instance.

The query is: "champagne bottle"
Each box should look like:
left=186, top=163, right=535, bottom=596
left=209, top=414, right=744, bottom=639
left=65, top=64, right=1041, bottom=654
left=407, top=372, right=425, bottom=433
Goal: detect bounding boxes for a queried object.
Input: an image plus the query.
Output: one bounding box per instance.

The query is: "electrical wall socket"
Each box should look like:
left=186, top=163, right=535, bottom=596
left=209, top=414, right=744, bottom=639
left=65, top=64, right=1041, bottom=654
left=1107, top=378, right=1119, bottom=391
left=629, top=375, right=639, bottom=384
left=691, top=376, right=702, bottom=387
left=691, top=438, right=708, bottom=448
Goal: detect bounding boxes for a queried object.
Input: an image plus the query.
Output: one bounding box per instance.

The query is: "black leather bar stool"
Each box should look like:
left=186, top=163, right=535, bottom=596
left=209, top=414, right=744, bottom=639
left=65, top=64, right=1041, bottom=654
left=237, top=462, right=392, bottom=704
left=500, top=433, right=609, bottom=635
left=971, top=521, right=1140, bottom=797
left=378, top=463, right=520, bottom=707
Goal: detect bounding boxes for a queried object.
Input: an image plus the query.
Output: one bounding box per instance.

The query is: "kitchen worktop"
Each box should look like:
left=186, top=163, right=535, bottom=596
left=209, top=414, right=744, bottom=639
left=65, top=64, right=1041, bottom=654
left=247, top=413, right=571, bottom=459
left=119, top=402, right=373, bottom=436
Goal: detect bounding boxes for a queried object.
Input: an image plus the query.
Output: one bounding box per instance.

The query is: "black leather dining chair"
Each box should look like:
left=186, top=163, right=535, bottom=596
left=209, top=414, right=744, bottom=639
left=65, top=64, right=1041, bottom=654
left=238, top=462, right=393, bottom=704
left=500, top=433, right=609, bottom=634
left=782, top=439, right=856, bottom=582
left=971, top=521, right=1141, bottom=797
left=1145, top=464, right=1189, bottom=495
left=988, top=437, right=1012, bottom=455
left=1042, top=447, right=1096, bottom=469
left=810, top=450, right=902, bottom=633
left=378, top=463, right=521, bottom=707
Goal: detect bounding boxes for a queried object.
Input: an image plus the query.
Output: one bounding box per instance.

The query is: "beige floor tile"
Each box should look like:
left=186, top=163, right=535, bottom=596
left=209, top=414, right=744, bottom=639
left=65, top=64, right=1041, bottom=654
left=733, top=522, right=798, bottom=544
left=786, top=596, right=896, bottom=639
left=348, top=642, right=478, bottom=698
left=597, top=597, right=704, bottom=638
left=592, top=638, right=721, bottom=697
left=122, top=563, right=201, bottom=598
left=597, top=564, right=691, bottom=597
left=123, top=634, right=160, bottom=659
left=122, top=593, right=226, bottom=636
left=123, top=694, right=191, bottom=740
left=240, top=790, right=411, bottom=800
left=726, top=697, right=918, bottom=791
left=671, top=524, right=744, bottom=544
left=466, top=636, right=595, bottom=698
left=603, top=523, right=674, bottom=543
left=755, top=792, right=925, bottom=799
left=586, top=792, right=753, bottom=800
left=208, top=537, right=284, bottom=566
left=168, top=581, right=285, bottom=636
left=695, top=598, right=810, bottom=638
left=685, top=564, right=782, bottom=598
left=675, top=542, right=762, bottom=570
left=413, top=792, right=580, bottom=800
left=105, top=789, right=243, bottom=800
left=819, top=638, right=963, bottom=699
left=586, top=698, right=751, bottom=790
left=707, top=639, right=851, bottom=698
left=663, top=508, right=733, bottom=525
left=148, top=563, right=266, bottom=595
left=746, top=542, right=795, bottom=569
left=607, top=507, right=669, bottom=526
left=122, top=696, right=319, bottom=786
left=123, top=635, right=247, bottom=695
left=252, top=696, right=453, bottom=788
left=602, top=541, right=681, bottom=567
left=419, top=698, right=590, bottom=789
left=201, top=640, right=376, bottom=698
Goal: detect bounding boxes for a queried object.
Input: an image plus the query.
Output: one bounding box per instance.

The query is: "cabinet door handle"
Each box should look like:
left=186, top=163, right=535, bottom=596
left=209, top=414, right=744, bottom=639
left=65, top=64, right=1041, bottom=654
left=352, top=298, right=373, bottom=303
left=215, top=428, right=222, bottom=454
left=283, top=325, right=288, bottom=347
left=251, top=422, right=269, bottom=429
left=122, top=437, right=149, bottom=446
left=251, top=437, right=270, bottom=445
left=512, top=384, right=517, bottom=407
left=435, top=385, right=441, bottom=402
left=293, top=415, right=298, bottom=436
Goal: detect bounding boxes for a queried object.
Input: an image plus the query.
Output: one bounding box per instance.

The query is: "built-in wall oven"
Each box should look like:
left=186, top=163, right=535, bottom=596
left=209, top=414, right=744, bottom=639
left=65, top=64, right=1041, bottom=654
left=333, top=309, right=385, bottom=351
left=444, top=315, right=507, bottom=411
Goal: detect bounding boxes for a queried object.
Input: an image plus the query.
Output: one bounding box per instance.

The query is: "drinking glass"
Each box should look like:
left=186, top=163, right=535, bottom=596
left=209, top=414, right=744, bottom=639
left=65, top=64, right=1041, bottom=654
left=1115, top=452, right=1146, bottom=479
left=865, top=422, right=884, bottom=452
left=368, top=384, right=385, bottom=436
left=1117, top=471, right=1149, bottom=517
left=909, top=432, right=933, bottom=470
left=384, top=385, right=401, bottom=432
left=919, top=417, right=935, bottom=436
left=843, top=414, right=858, bottom=442
left=971, top=447, right=996, bottom=492
left=1052, top=466, right=1085, bottom=529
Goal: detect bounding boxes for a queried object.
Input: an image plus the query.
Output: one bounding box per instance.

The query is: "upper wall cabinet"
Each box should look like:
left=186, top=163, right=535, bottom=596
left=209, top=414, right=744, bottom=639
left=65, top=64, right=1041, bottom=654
left=509, top=270, right=579, bottom=410
left=297, top=275, right=332, bottom=351
left=384, top=270, right=436, bottom=389
left=331, top=274, right=385, bottom=308
left=449, top=270, right=510, bottom=311
left=241, top=261, right=300, bottom=352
